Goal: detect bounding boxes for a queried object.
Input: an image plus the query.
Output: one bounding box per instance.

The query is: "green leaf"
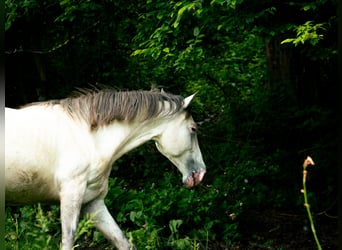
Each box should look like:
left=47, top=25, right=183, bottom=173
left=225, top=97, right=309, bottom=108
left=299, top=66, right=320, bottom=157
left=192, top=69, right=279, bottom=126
left=280, top=38, right=295, bottom=44
left=193, top=27, right=200, bottom=37
left=169, top=219, right=183, bottom=235
left=173, top=3, right=195, bottom=28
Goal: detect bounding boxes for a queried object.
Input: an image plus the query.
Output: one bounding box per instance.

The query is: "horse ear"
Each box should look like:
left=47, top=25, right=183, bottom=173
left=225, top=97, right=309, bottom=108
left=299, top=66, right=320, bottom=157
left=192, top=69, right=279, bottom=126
left=183, top=92, right=197, bottom=109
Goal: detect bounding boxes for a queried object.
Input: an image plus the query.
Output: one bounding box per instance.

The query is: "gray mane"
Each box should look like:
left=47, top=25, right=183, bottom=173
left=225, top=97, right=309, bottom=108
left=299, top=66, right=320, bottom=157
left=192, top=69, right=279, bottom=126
left=39, top=89, right=185, bottom=130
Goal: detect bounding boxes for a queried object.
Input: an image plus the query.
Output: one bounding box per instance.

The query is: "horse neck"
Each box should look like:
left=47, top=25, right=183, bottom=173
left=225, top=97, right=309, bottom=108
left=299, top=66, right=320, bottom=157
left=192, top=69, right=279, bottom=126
left=91, top=116, right=169, bottom=162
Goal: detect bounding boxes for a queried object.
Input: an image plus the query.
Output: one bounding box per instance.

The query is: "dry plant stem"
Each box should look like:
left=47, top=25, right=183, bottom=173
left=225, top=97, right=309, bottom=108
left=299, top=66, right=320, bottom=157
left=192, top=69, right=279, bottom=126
left=302, top=157, right=322, bottom=250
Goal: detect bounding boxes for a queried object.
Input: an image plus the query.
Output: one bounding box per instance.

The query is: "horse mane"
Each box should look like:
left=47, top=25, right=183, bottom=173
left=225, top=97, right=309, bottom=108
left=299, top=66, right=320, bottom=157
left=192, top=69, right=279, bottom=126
left=27, top=89, right=185, bottom=130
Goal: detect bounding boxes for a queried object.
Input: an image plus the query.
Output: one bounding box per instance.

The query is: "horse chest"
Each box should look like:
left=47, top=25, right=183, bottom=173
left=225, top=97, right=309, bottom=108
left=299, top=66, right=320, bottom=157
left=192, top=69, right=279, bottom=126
left=81, top=162, right=112, bottom=203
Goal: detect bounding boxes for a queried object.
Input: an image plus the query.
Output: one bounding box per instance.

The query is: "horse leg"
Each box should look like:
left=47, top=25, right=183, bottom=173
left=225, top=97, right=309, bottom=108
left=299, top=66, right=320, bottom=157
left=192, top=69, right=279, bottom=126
left=82, top=199, right=136, bottom=250
left=59, top=180, right=86, bottom=250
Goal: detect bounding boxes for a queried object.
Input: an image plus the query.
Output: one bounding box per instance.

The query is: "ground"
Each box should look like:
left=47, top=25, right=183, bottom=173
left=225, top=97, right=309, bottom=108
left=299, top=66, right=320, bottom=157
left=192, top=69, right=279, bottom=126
left=226, top=208, right=338, bottom=250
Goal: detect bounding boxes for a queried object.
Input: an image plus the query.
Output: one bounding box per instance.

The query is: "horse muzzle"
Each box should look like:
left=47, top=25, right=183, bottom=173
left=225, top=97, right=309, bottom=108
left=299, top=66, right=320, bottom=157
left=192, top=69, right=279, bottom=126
left=184, top=168, right=206, bottom=188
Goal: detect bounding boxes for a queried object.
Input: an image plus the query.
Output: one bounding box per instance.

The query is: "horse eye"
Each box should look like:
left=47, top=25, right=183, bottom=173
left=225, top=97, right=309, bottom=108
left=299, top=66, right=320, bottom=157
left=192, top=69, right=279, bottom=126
left=189, top=125, right=197, bottom=133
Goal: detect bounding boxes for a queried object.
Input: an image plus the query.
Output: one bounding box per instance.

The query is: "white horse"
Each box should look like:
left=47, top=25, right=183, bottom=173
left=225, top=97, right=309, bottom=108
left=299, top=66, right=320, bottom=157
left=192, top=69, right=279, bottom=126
left=5, top=89, right=206, bottom=250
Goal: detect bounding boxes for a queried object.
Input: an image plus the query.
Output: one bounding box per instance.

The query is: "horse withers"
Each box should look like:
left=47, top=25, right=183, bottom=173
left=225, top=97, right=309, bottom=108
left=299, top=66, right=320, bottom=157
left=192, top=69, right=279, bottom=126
left=5, top=89, right=206, bottom=250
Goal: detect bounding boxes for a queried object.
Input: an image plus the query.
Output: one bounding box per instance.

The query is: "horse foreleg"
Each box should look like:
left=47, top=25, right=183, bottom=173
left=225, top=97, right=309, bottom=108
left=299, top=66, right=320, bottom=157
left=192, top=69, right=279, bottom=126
left=59, top=180, right=86, bottom=250
left=83, top=199, right=136, bottom=250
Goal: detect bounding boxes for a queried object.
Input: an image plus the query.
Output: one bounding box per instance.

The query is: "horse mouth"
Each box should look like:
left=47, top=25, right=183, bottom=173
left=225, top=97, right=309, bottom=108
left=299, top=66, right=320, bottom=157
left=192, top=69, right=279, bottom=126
left=184, top=168, right=206, bottom=188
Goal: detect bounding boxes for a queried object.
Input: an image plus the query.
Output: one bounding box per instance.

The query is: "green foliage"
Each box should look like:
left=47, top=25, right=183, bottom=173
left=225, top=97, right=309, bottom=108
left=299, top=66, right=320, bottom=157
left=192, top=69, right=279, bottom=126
left=5, top=205, right=60, bottom=249
left=74, top=212, right=97, bottom=243
left=5, top=0, right=337, bottom=248
left=103, top=169, right=241, bottom=248
left=5, top=0, right=40, bottom=30
left=281, top=21, right=326, bottom=46
left=5, top=205, right=104, bottom=250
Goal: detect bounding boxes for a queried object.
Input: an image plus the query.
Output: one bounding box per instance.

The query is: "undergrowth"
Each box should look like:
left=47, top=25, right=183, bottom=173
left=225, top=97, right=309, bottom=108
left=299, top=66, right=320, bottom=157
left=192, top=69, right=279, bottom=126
left=5, top=170, right=241, bottom=249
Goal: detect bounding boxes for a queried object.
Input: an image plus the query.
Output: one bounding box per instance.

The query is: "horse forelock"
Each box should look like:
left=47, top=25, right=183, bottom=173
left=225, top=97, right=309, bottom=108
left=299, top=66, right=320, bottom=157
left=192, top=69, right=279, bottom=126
left=42, top=90, right=185, bottom=130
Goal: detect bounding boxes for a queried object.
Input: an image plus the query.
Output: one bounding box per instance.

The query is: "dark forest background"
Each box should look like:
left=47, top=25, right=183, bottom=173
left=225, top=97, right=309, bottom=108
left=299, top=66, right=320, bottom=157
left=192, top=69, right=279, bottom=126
left=5, top=0, right=338, bottom=249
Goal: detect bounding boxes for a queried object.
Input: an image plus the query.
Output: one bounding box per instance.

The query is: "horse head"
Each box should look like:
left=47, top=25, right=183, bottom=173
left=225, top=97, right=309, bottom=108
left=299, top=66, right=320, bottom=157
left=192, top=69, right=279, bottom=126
left=154, top=94, right=206, bottom=188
